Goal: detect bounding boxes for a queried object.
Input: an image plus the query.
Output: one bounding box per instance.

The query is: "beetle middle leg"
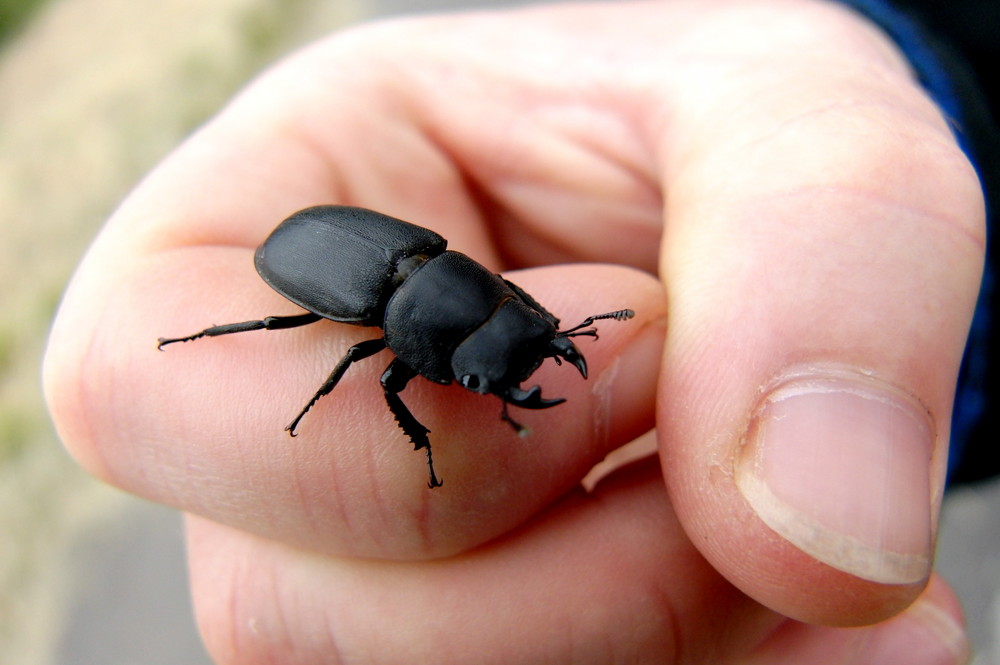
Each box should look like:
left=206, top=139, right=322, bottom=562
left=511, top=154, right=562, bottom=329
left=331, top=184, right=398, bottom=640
left=380, top=359, right=442, bottom=488
left=285, top=337, right=387, bottom=436
left=157, top=312, right=323, bottom=349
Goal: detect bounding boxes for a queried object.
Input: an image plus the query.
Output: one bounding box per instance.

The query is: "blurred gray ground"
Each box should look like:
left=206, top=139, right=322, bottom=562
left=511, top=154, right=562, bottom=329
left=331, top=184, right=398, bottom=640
left=938, top=479, right=1000, bottom=664
left=2, top=0, right=997, bottom=663
left=55, top=501, right=212, bottom=665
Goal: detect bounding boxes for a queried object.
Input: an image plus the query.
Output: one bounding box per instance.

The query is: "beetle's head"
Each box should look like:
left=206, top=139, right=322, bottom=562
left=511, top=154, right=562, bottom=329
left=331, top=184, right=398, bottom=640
left=452, top=302, right=634, bottom=409
left=451, top=299, right=560, bottom=402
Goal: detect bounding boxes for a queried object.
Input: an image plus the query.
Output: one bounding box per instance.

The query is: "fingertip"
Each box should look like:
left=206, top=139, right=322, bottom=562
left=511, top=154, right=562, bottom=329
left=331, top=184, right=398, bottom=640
left=660, top=363, right=935, bottom=625
left=749, top=574, right=968, bottom=665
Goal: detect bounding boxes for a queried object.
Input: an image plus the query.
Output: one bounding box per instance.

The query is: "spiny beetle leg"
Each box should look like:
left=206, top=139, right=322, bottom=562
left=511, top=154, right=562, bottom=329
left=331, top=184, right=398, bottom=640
left=285, top=337, right=387, bottom=436
left=157, top=312, right=323, bottom=349
left=380, top=359, right=442, bottom=488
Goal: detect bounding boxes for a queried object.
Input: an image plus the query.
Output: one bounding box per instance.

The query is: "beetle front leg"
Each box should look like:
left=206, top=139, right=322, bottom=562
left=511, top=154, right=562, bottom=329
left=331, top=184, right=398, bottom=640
left=158, top=312, right=323, bottom=349
left=285, top=337, right=387, bottom=436
left=499, top=401, right=529, bottom=437
left=380, top=360, right=442, bottom=488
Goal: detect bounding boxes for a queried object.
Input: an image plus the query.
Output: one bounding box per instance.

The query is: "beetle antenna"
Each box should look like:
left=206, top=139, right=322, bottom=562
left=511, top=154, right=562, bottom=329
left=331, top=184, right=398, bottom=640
left=557, top=309, right=634, bottom=337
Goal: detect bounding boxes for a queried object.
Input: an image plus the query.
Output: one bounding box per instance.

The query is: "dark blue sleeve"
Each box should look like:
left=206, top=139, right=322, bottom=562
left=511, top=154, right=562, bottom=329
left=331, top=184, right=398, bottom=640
left=836, top=0, right=998, bottom=483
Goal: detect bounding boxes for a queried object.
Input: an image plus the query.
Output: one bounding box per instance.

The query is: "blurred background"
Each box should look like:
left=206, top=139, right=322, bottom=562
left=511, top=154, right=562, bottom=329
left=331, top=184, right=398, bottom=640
left=2, top=0, right=998, bottom=663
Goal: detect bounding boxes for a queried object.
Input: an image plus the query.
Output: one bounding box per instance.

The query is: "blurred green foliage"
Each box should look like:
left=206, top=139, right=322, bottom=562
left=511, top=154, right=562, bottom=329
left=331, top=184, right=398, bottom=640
left=0, top=0, right=48, bottom=43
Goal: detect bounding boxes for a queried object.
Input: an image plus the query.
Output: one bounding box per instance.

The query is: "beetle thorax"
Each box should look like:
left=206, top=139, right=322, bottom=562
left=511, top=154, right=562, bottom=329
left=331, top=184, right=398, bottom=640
left=383, top=251, right=518, bottom=383
left=450, top=298, right=555, bottom=396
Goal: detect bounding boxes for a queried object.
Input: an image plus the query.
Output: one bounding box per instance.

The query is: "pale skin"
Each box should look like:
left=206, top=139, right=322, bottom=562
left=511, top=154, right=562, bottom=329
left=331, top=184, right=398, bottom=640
left=44, top=1, right=984, bottom=663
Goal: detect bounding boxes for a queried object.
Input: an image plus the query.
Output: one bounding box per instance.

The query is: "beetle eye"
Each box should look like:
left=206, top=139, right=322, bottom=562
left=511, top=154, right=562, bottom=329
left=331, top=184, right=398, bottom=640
left=459, top=374, right=491, bottom=394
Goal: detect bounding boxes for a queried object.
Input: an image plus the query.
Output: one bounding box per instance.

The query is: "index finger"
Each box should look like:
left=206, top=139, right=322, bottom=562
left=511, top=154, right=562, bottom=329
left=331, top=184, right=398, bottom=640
left=43, top=17, right=668, bottom=560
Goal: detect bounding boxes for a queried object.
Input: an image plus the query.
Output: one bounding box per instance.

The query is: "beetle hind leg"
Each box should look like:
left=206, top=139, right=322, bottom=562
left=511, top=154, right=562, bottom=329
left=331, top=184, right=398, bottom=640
left=158, top=312, right=323, bottom=349
left=285, top=337, right=387, bottom=436
left=380, top=360, right=442, bottom=488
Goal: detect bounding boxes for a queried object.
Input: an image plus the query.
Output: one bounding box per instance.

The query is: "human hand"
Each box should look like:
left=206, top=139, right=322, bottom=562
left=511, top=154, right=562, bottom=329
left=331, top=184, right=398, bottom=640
left=44, top=0, right=981, bottom=662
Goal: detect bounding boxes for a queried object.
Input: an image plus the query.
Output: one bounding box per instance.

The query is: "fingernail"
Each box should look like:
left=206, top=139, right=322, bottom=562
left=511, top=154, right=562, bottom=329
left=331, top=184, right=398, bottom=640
left=735, top=367, right=935, bottom=583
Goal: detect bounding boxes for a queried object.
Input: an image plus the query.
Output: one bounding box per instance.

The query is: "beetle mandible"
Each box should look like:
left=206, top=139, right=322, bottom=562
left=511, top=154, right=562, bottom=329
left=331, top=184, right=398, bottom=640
left=158, top=205, right=634, bottom=488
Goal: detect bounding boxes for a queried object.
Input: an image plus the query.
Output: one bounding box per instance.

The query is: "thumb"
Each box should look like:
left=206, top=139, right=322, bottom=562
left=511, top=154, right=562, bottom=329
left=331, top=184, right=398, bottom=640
left=656, top=6, right=984, bottom=625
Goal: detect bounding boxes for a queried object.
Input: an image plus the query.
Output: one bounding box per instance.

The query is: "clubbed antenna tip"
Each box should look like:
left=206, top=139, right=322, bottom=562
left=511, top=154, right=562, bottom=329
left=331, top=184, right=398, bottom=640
left=557, top=308, right=636, bottom=336
left=600, top=309, right=634, bottom=322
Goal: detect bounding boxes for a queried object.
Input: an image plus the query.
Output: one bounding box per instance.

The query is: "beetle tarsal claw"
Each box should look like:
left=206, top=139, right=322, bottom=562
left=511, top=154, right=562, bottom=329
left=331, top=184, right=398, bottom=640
left=157, top=334, right=199, bottom=350
left=423, top=444, right=443, bottom=488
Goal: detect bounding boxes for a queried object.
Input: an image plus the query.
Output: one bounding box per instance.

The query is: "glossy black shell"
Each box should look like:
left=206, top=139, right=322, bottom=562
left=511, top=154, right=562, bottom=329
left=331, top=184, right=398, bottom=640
left=254, top=206, right=446, bottom=325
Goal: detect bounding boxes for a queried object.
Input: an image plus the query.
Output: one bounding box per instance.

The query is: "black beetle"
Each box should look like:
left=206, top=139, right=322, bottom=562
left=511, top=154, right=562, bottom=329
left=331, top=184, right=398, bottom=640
left=158, top=205, right=633, bottom=487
